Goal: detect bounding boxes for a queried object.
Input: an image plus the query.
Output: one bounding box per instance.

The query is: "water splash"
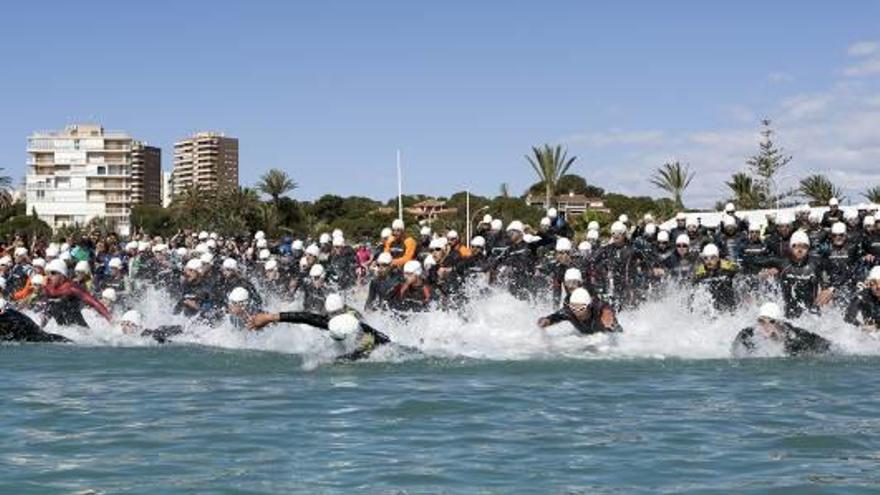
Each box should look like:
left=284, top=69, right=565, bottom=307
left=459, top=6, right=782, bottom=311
left=29, top=282, right=880, bottom=366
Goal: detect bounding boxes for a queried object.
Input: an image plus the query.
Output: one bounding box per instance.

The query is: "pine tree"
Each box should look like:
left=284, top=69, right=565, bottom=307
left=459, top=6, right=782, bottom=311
left=745, top=119, right=793, bottom=208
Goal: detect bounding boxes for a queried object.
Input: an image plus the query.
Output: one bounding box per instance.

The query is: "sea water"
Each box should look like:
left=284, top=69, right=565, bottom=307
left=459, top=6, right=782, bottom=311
left=3, top=287, right=880, bottom=493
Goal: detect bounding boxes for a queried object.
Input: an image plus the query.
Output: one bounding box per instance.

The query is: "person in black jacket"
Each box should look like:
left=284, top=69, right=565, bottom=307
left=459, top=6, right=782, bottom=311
left=247, top=293, right=391, bottom=361
left=538, top=288, right=622, bottom=335
left=732, top=302, right=831, bottom=357
left=844, top=267, right=880, bottom=331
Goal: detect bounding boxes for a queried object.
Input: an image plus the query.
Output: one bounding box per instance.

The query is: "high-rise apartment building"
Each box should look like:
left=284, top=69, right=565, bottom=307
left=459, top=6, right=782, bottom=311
left=171, top=132, right=239, bottom=198
left=130, top=141, right=162, bottom=206
left=26, top=124, right=138, bottom=235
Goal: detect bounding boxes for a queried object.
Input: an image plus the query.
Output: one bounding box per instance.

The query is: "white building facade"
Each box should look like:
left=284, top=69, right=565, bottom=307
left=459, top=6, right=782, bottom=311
left=26, top=124, right=133, bottom=235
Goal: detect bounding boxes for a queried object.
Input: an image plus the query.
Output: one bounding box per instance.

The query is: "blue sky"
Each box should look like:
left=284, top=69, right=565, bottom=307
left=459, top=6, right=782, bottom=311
left=2, top=1, right=879, bottom=207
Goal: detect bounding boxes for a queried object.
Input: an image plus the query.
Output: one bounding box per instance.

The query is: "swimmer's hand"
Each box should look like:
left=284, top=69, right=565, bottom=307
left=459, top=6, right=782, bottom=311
left=537, top=317, right=551, bottom=328
left=247, top=312, right=279, bottom=331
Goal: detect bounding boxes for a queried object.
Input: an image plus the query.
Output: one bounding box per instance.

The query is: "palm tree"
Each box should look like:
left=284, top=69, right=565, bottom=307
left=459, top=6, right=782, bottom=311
left=799, top=174, right=844, bottom=205
left=649, top=161, right=695, bottom=211
left=863, top=186, right=880, bottom=204
left=526, top=144, right=577, bottom=208
left=499, top=183, right=510, bottom=198
left=257, top=169, right=297, bottom=205
left=725, top=172, right=758, bottom=209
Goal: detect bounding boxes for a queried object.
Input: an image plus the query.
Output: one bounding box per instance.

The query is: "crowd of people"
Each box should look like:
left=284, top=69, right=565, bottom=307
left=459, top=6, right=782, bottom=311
left=1, top=197, right=879, bottom=360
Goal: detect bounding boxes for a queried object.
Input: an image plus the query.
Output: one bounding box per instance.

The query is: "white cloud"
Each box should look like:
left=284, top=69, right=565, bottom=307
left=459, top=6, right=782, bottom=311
left=848, top=41, right=878, bottom=57
left=843, top=57, right=880, bottom=77
left=562, top=83, right=880, bottom=208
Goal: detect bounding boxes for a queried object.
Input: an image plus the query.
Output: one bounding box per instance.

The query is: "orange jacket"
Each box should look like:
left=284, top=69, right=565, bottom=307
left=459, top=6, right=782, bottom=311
left=12, top=276, right=33, bottom=301
left=384, top=235, right=417, bottom=267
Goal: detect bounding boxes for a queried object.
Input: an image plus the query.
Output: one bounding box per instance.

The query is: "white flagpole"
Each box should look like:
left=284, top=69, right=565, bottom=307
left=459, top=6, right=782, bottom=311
left=397, top=149, right=403, bottom=221
left=466, top=189, right=471, bottom=248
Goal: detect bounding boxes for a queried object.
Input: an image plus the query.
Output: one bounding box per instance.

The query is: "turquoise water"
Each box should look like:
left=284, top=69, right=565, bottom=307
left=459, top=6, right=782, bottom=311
left=3, top=346, right=880, bottom=494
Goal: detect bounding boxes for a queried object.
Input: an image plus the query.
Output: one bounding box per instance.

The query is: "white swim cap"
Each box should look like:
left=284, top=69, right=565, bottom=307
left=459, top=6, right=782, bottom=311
left=564, top=267, right=582, bottom=282
left=701, top=244, right=720, bottom=258
left=618, top=214, right=629, bottom=224
left=758, top=302, right=783, bottom=321
left=831, top=222, right=846, bottom=235
left=199, top=253, right=214, bottom=266
left=864, top=215, right=876, bottom=227
left=588, top=221, right=599, bottom=231
left=569, top=287, right=592, bottom=306
left=376, top=252, right=393, bottom=265
left=470, top=236, right=486, bottom=248
left=14, top=247, right=27, bottom=257
left=657, top=231, right=670, bottom=243
left=482, top=214, right=493, bottom=224
left=264, top=259, right=278, bottom=271
left=324, top=293, right=344, bottom=314
left=748, top=222, right=762, bottom=232
left=305, top=244, right=320, bottom=257
left=309, top=264, right=325, bottom=278
left=0, top=256, right=12, bottom=267
left=722, top=215, right=737, bottom=228
left=676, top=212, right=686, bottom=221
left=259, top=249, right=271, bottom=260
left=101, top=288, right=117, bottom=302
left=490, top=219, right=503, bottom=230
left=547, top=207, right=558, bottom=219
left=789, top=230, right=810, bottom=247
left=32, top=258, right=46, bottom=268
left=403, top=260, right=423, bottom=276
left=392, top=219, right=405, bottom=230
left=292, top=240, right=304, bottom=250
left=185, top=259, right=203, bottom=271
left=332, top=236, right=345, bottom=247
left=176, top=247, right=188, bottom=258
left=506, top=220, right=524, bottom=233
left=255, top=231, right=267, bottom=240
left=555, top=238, right=572, bottom=252
left=74, top=261, right=90, bottom=273
left=578, top=241, right=592, bottom=252
left=586, top=230, right=599, bottom=241
left=868, top=266, right=880, bottom=283
left=540, top=217, right=552, bottom=227
left=228, top=287, right=250, bottom=303
left=420, top=226, right=432, bottom=236
left=829, top=197, right=839, bottom=206
left=724, top=202, right=735, bottom=212
left=31, top=274, right=45, bottom=286
left=676, top=234, right=690, bottom=246
left=222, top=258, right=238, bottom=270
left=644, top=223, right=657, bottom=236
left=46, top=259, right=68, bottom=277
left=198, top=231, right=209, bottom=240
left=319, top=233, right=331, bottom=244
left=121, top=310, right=142, bottom=326
left=256, top=238, right=268, bottom=249
left=327, top=313, right=360, bottom=341
left=381, top=227, right=392, bottom=240
left=610, top=221, right=626, bottom=235
left=446, top=230, right=459, bottom=240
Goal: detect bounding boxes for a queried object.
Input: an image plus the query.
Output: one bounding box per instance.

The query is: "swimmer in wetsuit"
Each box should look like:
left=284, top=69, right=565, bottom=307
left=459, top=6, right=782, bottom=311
left=247, top=293, right=391, bottom=361
left=118, top=310, right=183, bottom=344
left=41, top=259, right=112, bottom=328
left=731, top=302, right=832, bottom=357
left=0, top=298, right=70, bottom=343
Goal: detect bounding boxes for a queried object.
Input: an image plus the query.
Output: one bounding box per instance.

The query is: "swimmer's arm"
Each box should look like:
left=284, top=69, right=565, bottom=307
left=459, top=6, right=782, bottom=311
left=538, top=309, right=566, bottom=328
left=247, top=311, right=329, bottom=331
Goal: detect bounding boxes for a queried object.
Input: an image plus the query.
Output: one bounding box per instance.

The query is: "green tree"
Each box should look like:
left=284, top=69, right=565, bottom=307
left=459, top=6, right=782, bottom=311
left=649, top=161, right=694, bottom=211
left=257, top=168, right=297, bottom=205
left=725, top=172, right=759, bottom=209
left=799, top=174, right=844, bottom=206
left=526, top=144, right=577, bottom=208
left=746, top=119, right=793, bottom=208
left=528, top=174, right=605, bottom=198
left=863, top=186, right=880, bottom=204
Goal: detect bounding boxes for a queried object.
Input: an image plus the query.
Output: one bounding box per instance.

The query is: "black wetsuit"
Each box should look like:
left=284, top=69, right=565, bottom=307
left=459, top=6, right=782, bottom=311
left=692, top=261, right=739, bottom=313
left=757, top=256, right=829, bottom=319
left=277, top=311, right=391, bottom=360
left=140, top=325, right=184, bottom=344
left=365, top=271, right=402, bottom=311
left=541, top=302, right=622, bottom=335
left=844, top=289, right=880, bottom=328
left=731, top=323, right=831, bottom=357
left=0, top=308, right=70, bottom=343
